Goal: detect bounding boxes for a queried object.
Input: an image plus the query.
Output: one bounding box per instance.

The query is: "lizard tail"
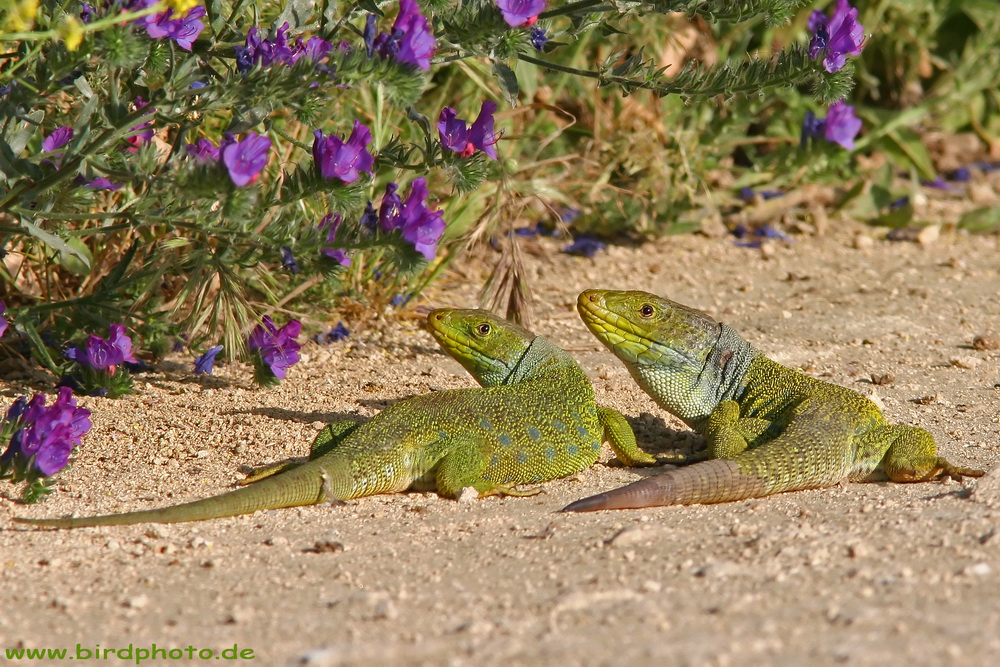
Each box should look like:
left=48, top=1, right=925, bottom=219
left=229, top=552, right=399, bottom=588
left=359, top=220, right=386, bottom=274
left=561, top=459, right=768, bottom=511
left=13, top=463, right=329, bottom=528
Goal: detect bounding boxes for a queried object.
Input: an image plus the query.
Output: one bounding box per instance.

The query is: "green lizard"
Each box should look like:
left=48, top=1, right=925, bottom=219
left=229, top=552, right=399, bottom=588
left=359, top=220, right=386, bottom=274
left=15, top=308, right=653, bottom=528
left=563, top=289, right=986, bottom=512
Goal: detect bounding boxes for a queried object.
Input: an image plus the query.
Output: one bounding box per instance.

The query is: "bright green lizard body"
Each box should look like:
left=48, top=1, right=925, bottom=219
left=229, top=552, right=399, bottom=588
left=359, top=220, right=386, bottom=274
left=16, top=308, right=652, bottom=528
left=564, top=289, right=985, bottom=512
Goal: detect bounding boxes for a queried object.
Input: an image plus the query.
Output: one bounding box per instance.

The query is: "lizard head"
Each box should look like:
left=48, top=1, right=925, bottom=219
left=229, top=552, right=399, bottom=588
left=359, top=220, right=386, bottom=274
left=426, top=309, right=535, bottom=387
left=577, top=289, right=725, bottom=421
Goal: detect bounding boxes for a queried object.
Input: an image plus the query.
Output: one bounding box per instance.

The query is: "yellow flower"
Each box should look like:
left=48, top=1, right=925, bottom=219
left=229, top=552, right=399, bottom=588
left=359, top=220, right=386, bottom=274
left=5, top=0, right=39, bottom=32
left=57, top=15, right=85, bottom=51
left=163, top=0, right=199, bottom=14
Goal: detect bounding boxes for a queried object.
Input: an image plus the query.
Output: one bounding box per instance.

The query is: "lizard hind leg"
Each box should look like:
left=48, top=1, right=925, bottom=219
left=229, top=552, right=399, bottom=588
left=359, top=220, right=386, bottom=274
left=880, top=424, right=985, bottom=483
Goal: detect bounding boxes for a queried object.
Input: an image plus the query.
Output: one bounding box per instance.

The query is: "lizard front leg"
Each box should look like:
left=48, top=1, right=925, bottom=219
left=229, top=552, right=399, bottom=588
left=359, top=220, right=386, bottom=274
left=597, top=406, right=657, bottom=466
left=705, top=400, right=775, bottom=459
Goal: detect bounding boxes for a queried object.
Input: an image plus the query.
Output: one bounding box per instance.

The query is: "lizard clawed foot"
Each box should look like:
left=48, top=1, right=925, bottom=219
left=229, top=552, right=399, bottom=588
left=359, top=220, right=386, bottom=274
left=481, top=484, right=543, bottom=498
left=658, top=449, right=710, bottom=465
left=889, top=458, right=986, bottom=483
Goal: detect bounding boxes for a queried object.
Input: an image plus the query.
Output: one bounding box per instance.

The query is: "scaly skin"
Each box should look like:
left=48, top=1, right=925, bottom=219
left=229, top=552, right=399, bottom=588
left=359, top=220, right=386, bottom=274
left=15, top=309, right=653, bottom=528
left=563, top=289, right=986, bottom=512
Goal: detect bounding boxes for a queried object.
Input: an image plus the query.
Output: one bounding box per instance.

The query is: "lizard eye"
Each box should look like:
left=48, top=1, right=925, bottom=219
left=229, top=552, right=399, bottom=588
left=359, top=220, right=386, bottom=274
left=639, top=304, right=655, bottom=317
left=476, top=323, right=491, bottom=335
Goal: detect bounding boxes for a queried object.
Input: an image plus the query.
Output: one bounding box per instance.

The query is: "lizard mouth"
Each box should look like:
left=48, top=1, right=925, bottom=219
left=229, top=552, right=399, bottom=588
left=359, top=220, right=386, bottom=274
left=426, top=310, right=477, bottom=357
left=576, top=290, right=654, bottom=362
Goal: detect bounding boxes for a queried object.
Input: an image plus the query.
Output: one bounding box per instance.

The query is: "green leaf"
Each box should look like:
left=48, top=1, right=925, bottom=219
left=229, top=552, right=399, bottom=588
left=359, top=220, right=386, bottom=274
left=492, top=61, right=519, bottom=107
left=957, top=206, right=1000, bottom=232
left=7, top=110, right=44, bottom=155
left=275, top=0, right=316, bottom=31
left=883, top=128, right=936, bottom=180
left=19, top=219, right=90, bottom=264
left=59, top=238, right=94, bottom=276
left=871, top=202, right=914, bottom=229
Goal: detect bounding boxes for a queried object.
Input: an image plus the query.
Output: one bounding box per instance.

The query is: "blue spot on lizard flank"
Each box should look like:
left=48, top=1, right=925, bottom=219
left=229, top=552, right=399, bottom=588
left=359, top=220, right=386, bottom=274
left=544, top=447, right=556, bottom=461
left=479, top=418, right=492, bottom=430
left=527, top=426, right=541, bottom=441
left=591, top=441, right=601, bottom=452
left=517, top=451, right=528, bottom=465
left=552, top=420, right=565, bottom=432
left=567, top=444, right=579, bottom=456
left=498, top=434, right=512, bottom=447
left=490, top=454, right=500, bottom=468
left=576, top=425, right=588, bottom=437
left=438, top=431, right=449, bottom=440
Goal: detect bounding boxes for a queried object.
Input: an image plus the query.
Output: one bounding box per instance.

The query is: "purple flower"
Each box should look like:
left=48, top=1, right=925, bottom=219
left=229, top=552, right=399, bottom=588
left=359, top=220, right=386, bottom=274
left=125, top=96, right=155, bottom=151
left=312, top=121, right=375, bottom=183
left=318, top=213, right=351, bottom=266
left=437, top=100, right=500, bottom=159
left=377, top=179, right=446, bottom=259
left=801, top=101, right=862, bottom=151
left=370, top=0, right=436, bottom=71
left=530, top=27, right=547, bottom=51
left=280, top=246, right=300, bottom=274
left=247, top=316, right=302, bottom=380
left=360, top=200, right=379, bottom=230
left=234, top=22, right=331, bottom=73
left=386, top=178, right=446, bottom=260
left=143, top=6, right=205, bottom=51
left=84, top=177, right=122, bottom=190
left=392, top=0, right=436, bottom=70
left=378, top=183, right=404, bottom=231
left=1, top=388, right=91, bottom=477
left=496, top=0, right=546, bottom=27
left=808, top=0, right=864, bottom=73
left=41, top=126, right=73, bottom=155
left=823, top=100, right=862, bottom=150
left=194, top=345, right=223, bottom=375
left=563, top=235, right=606, bottom=258
left=108, top=324, right=139, bottom=366
left=220, top=132, right=271, bottom=186
left=313, top=322, right=350, bottom=344
left=185, top=138, right=220, bottom=163
left=0, top=302, right=7, bottom=338
left=65, top=324, right=138, bottom=372
left=363, top=14, right=378, bottom=58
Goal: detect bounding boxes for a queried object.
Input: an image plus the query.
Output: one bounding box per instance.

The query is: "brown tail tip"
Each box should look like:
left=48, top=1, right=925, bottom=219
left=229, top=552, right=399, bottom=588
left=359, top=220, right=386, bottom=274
left=561, top=493, right=616, bottom=512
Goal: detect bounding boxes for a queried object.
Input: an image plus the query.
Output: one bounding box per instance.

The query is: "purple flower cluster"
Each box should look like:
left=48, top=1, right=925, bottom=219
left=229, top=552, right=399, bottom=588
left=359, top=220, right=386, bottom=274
left=0, top=302, right=7, bottom=338
left=365, top=0, right=436, bottom=71
left=377, top=178, right=446, bottom=260
left=496, top=0, right=546, bottom=27
left=808, top=0, right=865, bottom=73
left=438, top=100, right=499, bottom=159
left=0, top=388, right=91, bottom=477
left=66, top=324, right=139, bottom=373
left=318, top=213, right=351, bottom=266
left=234, top=22, right=332, bottom=74
left=313, top=121, right=375, bottom=184
left=801, top=100, right=863, bottom=150
left=184, top=133, right=271, bottom=186
left=248, top=316, right=302, bottom=380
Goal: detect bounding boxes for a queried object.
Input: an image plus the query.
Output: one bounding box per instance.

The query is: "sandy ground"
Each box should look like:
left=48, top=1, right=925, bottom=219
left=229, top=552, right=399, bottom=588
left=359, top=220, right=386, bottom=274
left=2, top=218, right=1000, bottom=666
